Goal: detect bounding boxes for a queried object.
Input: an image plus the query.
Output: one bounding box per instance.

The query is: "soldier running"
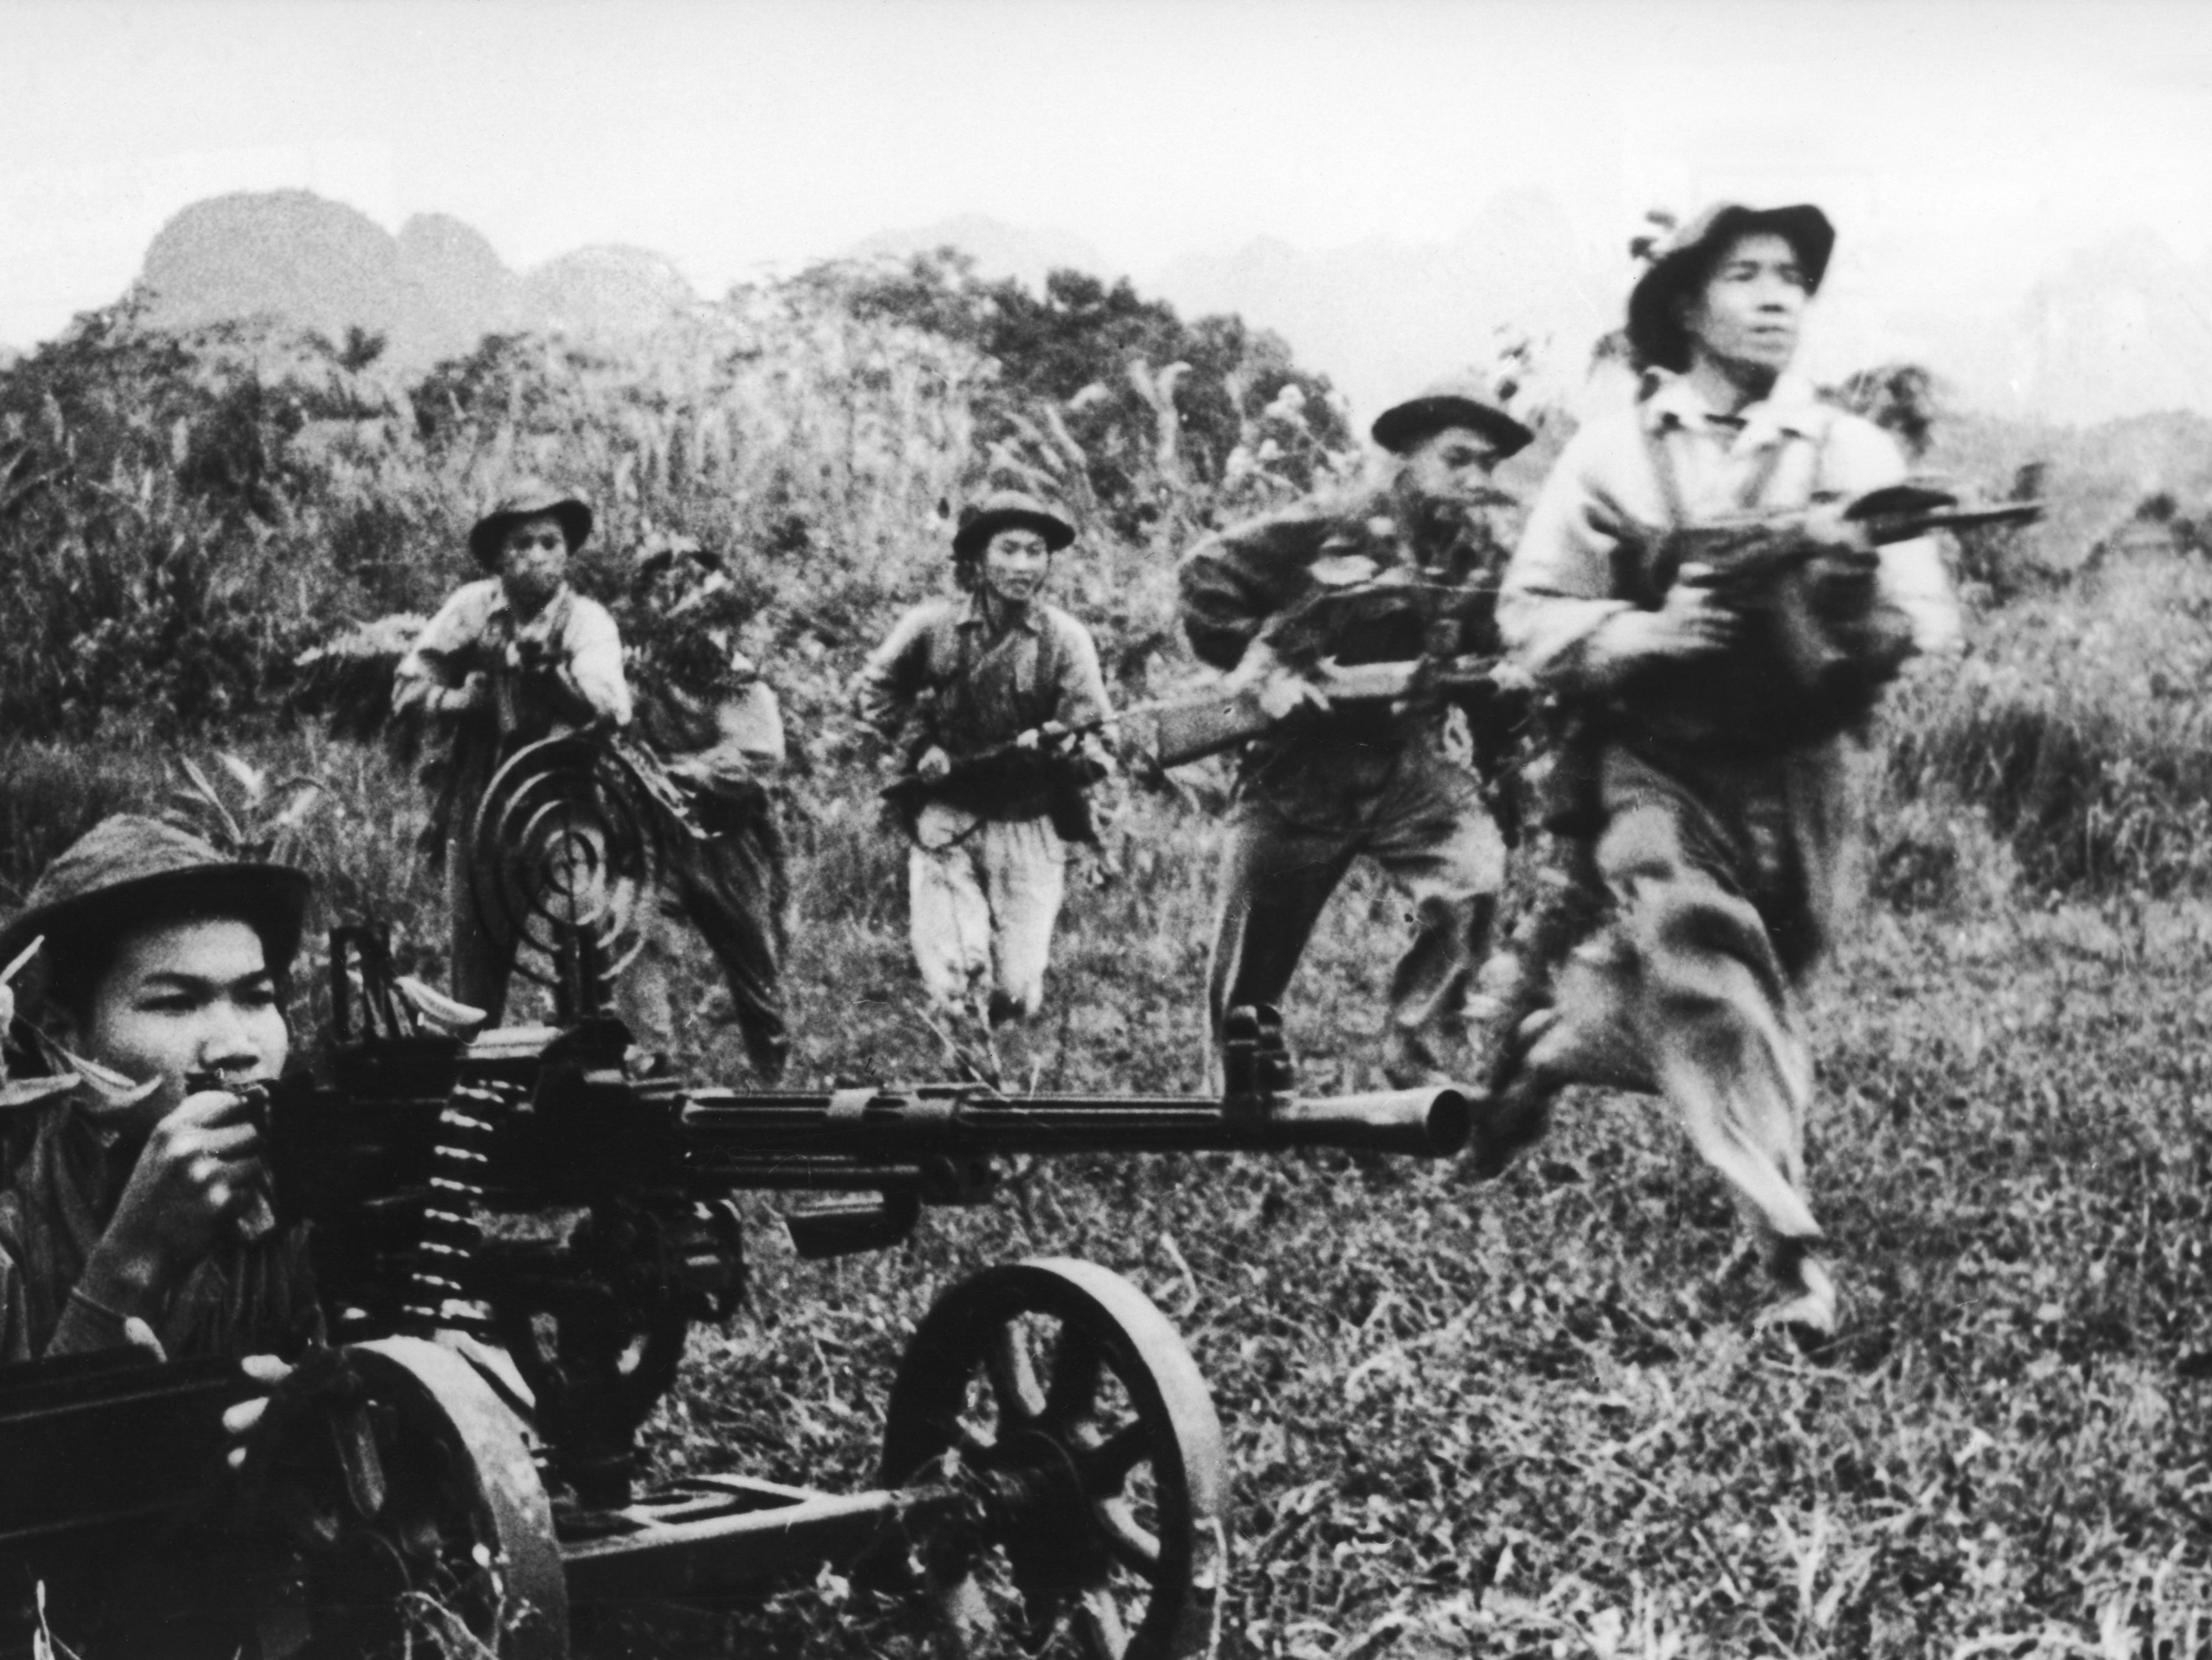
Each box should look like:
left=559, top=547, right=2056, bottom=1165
left=393, top=481, right=634, bottom=1024
left=1486, top=203, right=1960, bottom=1340
left=855, top=491, right=1112, bottom=1031
left=618, top=536, right=793, bottom=1082
left=1177, top=378, right=1533, bottom=1087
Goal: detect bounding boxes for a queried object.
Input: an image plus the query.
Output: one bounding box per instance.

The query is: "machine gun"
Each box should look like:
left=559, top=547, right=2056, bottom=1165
left=0, top=735, right=1470, bottom=1660
left=1615, top=482, right=2043, bottom=751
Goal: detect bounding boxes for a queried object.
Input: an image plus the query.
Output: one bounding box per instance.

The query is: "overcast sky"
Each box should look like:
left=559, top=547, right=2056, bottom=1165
left=2, top=0, right=2209, bottom=349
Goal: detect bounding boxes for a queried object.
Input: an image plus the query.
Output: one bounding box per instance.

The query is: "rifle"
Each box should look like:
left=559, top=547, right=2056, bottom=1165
left=1614, top=482, right=2043, bottom=750
left=877, top=703, right=1129, bottom=829
left=1147, top=651, right=1506, bottom=768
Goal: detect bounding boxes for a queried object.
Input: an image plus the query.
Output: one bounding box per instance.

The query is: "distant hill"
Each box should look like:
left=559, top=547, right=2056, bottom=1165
left=2005, top=230, right=2212, bottom=425
left=123, top=188, right=2212, bottom=433
left=133, top=190, right=694, bottom=368
left=846, top=215, right=1111, bottom=292
left=1152, top=189, right=1611, bottom=420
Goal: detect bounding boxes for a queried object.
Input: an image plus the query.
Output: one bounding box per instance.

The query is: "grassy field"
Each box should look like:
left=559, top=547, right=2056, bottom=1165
left=568, top=784, right=2206, bottom=1660
left=11, top=568, right=2212, bottom=1656
left=19, top=699, right=2189, bottom=1656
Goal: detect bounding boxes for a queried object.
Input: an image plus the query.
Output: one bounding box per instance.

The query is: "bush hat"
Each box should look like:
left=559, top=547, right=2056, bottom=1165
left=1626, top=202, right=1836, bottom=374
left=1370, top=377, right=1534, bottom=460
left=0, top=815, right=312, bottom=998
left=468, top=481, right=595, bottom=570
left=952, top=490, right=1076, bottom=561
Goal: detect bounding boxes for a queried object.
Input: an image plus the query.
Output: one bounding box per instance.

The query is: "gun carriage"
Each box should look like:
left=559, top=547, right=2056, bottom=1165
left=0, top=733, right=1469, bottom=1659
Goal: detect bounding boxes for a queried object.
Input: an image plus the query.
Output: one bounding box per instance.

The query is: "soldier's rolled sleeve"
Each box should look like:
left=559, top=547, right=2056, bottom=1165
left=1049, top=613, right=1112, bottom=731
left=1177, top=511, right=1325, bottom=672
left=1498, top=427, right=1642, bottom=699
left=853, top=603, right=936, bottom=741
left=392, top=585, right=487, bottom=717
left=1820, top=415, right=1963, bottom=657
left=563, top=601, right=633, bottom=725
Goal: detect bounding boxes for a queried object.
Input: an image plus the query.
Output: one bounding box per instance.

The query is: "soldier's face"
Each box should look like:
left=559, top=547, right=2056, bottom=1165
left=1683, top=232, right=1808, bottom=377
left=981, top=529, right=1052, bottom=603
left=76, top=917, right=289, bottom=1132
left=497, top=514, right=571, bottom=612
left=1401, top=428, right=1503, bottom=511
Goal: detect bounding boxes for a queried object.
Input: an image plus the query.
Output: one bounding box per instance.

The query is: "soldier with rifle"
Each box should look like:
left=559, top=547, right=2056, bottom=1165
left=393, top=481, right=634, bottom=1025
left=855, top=490, right=1112, bottom=1031
left=1176, top=377, right=1533, bottom=1087
left=1486, top=202, right=1971, bottom=1342
left=617, top=535, right=793, bottom=1081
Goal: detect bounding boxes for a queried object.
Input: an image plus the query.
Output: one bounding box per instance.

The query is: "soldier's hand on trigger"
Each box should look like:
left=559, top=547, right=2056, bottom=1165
left=95, top=1087, right=268, bottom=1286
left=917, top=746, right=953, bottom=783
left=1801, top=498, right=1875, bottom=553
left=440, top=670, right=491, bottom=714
left=1014, top=720, right=1064, bottom=752
left=1606, top=567, right=1737, bottom=663
left=1231, top=640, right=1330, bottom=721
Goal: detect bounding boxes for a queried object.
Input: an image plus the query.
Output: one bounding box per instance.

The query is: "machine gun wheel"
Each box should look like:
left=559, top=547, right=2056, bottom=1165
left=879, top=1257, right=1227, bottom=1660
left=241, top=1337, right=570, bottom=1659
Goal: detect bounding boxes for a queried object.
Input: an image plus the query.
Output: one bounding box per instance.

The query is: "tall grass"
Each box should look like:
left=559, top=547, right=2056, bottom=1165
left=1885, top=548, right=2212, bottom=898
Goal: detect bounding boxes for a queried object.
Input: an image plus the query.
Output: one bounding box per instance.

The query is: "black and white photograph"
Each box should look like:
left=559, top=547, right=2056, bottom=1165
left=0, top=1, right=2206, bottom=1653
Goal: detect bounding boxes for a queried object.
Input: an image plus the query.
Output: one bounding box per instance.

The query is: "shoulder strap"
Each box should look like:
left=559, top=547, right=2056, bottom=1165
left=1736, top=428, right=1817, bottom=512
left=1647, top=409, right=1820, bottom=521
left=1641, top=417, right=1691, bottom=533
left=1033, top=609, right=1071, bottom=720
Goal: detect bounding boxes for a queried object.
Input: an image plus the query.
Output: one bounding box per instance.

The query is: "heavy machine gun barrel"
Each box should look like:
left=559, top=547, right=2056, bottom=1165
left=676, top=1081, right=1470, bottom=1162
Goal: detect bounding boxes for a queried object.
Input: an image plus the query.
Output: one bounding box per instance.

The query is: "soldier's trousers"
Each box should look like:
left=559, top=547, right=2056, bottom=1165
left=1530, top=746, right=1824, bottom=1252
left=909, top=802, right=1067, bottom=1024
left=619, top=816, right=792, bottom=1081
left=1207, top=761, right=1506, bottom=1086
left=447, top=819, right=521, bottom=1024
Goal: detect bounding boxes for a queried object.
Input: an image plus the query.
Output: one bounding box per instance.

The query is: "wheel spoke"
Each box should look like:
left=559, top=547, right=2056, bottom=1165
left=1043, top=1324, right=1106, bottom=1430
left=328, top=1403, right=388, bottom=1521
left=986, top=1321, right=1045, bottom=1426
left=1073, top=1584, right=1133, bottom=1660
left=1080, top=1420, right=1153, bottom=1496
left=1097, top=1499, right=1161, bottom=1578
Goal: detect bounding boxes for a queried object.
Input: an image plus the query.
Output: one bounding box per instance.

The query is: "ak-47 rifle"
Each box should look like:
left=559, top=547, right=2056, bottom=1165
left=1615, top=481, right=2043, bottom=751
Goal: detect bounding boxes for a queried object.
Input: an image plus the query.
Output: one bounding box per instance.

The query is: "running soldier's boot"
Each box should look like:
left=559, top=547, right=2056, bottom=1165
left=1762, top=1235, right=1841, bottom=1352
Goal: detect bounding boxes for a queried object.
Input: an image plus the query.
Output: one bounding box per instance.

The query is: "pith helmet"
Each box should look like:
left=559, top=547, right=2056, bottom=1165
left=467, top=480, right=595, bottom=569
left=1370, top=376, right=1534, bottom=460
left=951, top=490, right=1076, bottom=561
left=1625, top=202, right=1836, bottom=374
left=0, top=814, right=312, bottom=997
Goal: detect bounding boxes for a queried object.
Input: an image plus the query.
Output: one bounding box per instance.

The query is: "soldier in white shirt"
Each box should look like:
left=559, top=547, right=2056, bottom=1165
left=393, top=482, right=633, bottom=1022
left=1490, top=204, right=1960, bottom=1342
